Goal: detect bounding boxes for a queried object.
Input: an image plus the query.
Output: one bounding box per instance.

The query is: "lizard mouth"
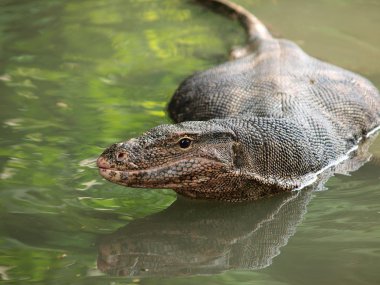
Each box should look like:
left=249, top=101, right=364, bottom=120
left=97, top=157, right=226, bottom=189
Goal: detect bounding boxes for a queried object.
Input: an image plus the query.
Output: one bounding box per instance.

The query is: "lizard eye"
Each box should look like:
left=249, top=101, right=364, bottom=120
left=178, top=138, right=192, bottom=149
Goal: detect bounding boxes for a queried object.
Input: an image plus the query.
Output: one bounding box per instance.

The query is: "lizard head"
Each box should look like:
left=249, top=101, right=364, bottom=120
left=97, top=121, right=240, bottom=192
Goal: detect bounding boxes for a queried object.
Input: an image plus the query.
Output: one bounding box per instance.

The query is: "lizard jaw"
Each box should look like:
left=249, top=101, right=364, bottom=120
left=98, top=158, right=227, bottom=189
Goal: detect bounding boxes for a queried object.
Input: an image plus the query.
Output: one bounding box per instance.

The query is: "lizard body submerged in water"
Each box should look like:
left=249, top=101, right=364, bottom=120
left=97, top=0, right=380, bottom=201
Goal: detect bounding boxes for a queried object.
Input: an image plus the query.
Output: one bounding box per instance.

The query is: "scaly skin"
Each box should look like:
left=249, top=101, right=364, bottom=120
left=97, top=0, right=380, bottom=201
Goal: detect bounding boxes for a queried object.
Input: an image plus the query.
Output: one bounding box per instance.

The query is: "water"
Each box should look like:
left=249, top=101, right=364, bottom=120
left=0, top=0, right=379, bottom=284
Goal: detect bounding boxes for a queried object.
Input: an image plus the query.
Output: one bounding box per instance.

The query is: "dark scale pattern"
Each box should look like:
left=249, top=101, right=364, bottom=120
left=98, top=0, right=380, bottom=201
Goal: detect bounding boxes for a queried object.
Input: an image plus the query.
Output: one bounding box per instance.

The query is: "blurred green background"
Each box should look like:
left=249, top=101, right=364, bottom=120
left=0, top=0, right=379, bottom=284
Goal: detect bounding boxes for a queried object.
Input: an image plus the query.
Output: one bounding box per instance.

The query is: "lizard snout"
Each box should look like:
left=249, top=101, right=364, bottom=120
left=96, top=156, right=111, bottom=169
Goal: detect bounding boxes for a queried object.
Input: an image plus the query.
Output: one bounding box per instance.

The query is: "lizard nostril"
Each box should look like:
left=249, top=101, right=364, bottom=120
left=116, top=151, right=127, bottom=162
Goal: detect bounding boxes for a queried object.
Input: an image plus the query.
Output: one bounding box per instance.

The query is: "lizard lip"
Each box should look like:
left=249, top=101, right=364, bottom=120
left=97, top=156, right=139, bottom=171
left=97, top=157, right=226, bottom=187
left=98, top=167, right=116, bottom=177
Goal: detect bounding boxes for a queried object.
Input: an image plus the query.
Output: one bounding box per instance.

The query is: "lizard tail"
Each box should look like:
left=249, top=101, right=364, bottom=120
left=196, top=0, right=272, bottom=42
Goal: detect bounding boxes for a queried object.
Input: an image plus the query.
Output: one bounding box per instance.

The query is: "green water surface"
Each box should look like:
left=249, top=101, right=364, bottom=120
left=0, top=0, right=380, bottom=284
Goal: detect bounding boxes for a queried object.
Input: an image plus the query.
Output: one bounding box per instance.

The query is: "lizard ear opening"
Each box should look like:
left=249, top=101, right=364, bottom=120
left=232, top=142, right=245, bottom=169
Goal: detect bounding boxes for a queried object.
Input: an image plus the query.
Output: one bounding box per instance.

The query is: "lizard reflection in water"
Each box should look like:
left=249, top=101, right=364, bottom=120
left=98, top=188, right=313, bottom=276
